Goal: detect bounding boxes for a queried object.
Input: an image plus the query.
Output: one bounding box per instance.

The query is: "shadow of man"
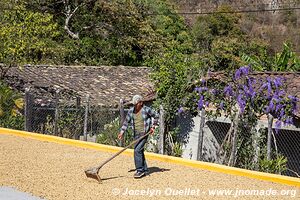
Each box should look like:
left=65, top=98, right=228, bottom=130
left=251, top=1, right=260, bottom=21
left=128, top=167, right=170, bottom=175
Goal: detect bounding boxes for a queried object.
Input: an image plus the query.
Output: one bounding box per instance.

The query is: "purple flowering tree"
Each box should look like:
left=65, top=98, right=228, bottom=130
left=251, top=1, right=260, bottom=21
left=187, top=66, right=298, bottom=129
left=181, top=66, right=298, bottom=172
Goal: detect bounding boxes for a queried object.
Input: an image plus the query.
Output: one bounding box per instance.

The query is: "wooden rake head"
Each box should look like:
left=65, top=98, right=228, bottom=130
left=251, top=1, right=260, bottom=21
left=84, top=168, right=102, bottom=183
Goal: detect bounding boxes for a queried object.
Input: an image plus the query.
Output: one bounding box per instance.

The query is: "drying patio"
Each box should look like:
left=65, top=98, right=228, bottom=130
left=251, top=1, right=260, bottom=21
left=0, top=133, right=298, bottom=200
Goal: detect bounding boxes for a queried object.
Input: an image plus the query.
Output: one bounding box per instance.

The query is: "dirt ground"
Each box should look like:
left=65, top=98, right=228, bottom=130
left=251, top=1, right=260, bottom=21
left=0, top=134, right=299, bottom=200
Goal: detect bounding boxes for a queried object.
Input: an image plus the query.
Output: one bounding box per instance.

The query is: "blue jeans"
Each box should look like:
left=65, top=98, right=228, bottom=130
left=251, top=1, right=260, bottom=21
left=134, top=134, right=148, bottom=172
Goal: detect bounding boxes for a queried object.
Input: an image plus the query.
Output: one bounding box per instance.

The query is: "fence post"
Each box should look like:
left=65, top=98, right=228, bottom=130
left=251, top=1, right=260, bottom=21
left=73, top=96, right=81, bottom=140
left=119, top=99, right=125, bottom=146
left=197, top=108, right=205, bottom=161
left=53, top=90, right=60, bottom=136
left=76, top=96, right=81, bottom=108
left=267, top=114, right=274, bottom=160
left=158, top=105, right=165, bottom=154
left=24, top=90, right=33, bottom=132
left=83, top=94, right=90, bottom=141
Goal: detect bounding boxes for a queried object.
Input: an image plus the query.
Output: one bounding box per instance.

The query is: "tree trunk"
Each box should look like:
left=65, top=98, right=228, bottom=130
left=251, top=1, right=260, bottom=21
left=252, top=123, right=260, bottom=170
left=197, top=108, right=205, bottom=161
left=267, top=114, right=274, bottom=160
left=228, top=108, right=240, bottom=167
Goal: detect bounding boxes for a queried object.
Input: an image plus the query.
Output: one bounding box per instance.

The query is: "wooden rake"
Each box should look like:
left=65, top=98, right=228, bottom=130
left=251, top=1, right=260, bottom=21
left=84, top=132, right=150, bottom=183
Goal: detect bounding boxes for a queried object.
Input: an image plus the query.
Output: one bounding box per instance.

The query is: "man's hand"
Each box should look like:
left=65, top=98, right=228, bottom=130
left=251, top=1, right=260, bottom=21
left=118, top=132, right=123, bottom=140
left=150, top=127, right=156, bottom=134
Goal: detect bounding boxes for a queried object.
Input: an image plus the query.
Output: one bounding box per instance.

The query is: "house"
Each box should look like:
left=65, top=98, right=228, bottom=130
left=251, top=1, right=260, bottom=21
left=3, top=65, right=155, bottom=140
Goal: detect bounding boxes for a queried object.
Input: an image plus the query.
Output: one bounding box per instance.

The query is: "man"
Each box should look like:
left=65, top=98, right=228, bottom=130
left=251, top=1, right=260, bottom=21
left=118, top=94, right=159, bottom=178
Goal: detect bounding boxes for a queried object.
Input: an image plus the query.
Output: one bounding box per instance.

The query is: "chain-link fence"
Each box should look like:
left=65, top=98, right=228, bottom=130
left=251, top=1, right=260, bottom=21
left=22, top=91, right=300, bottom=177
left=273, top=128, right=300, bottom=177
left=178, top=114, right=300, bottom=178
left=23, top=92, right=163, bottom=150
left=25, top=92, right=121, bottom=143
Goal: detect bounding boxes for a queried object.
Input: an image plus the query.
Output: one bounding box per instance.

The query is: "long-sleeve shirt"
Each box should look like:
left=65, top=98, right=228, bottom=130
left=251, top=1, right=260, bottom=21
left=120, top=105, right=159, bottom=136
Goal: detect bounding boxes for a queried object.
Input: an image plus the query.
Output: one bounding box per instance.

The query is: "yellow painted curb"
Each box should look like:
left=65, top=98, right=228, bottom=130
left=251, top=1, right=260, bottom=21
left=0, top=127, right=299, bottom=188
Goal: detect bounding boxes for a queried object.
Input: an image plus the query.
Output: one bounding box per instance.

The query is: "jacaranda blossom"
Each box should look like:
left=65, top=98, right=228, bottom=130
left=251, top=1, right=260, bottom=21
left=220, top=101, right=224, bottom=110
left=275, top=120, right=282, bottom=132
left=268, top=100, right=275, bottom=112
left=234, top=69, right=242, bottom=80
left=237, top=94, right=246, bottom=113
left=284, top=117, right=293, bottom=125
left=198, top=95, right=204, bottom=109
left=234, top=66, right=250, bottom=80
left=205, top=101, right=210, bottom=107
left=273, top=77, right=283, bottom=88
left=178, top=106, right=184, bottom=114
left=224, top=85, right=233, bottom=96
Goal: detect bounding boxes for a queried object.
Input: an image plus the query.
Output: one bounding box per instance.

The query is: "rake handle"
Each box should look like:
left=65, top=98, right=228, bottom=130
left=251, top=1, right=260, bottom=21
left=95, top=132, right=151, bottom=172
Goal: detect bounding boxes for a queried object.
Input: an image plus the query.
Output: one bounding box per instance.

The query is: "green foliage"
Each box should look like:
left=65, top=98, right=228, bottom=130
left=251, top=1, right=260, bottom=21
left=234, top=123, right=257, bottom=169
left=273, top=43, right=300, bottom=71
left=192, top=5, right=241, bottom=50
left=15, top=0, right=190, bottom=66
left=259, top=154, right=287, bottom=174
left=96, top=117, right=120, bottom=146
left=36, top=108, right=84, bottom=138
left=149, top=49, right=201, bottom=125
left=0, top=81, right=24, bottom=130
left=172, top=142, right=183, bottom=157
left=58, top=110, right=84, bottom=138
left=241, top=43, right=300, bottom=71
left=39, top=115, right=55, bottom=135
left=96, top=117, right=134, bottom=147
left=1, top=0, right=298, bottom=72
left=165, top=127, right=183, bottom=157
left=234, top=126, right=287, bottom=174
left=192, top=5, right=269, bottom=71
left=0, top=3, right=66, bottom=66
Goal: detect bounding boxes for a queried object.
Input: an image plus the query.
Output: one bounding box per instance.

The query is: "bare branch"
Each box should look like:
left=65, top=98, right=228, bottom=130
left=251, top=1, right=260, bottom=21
left=63, top=1, right=84, bottom=40
left=287, top=168, right=300, bottom=178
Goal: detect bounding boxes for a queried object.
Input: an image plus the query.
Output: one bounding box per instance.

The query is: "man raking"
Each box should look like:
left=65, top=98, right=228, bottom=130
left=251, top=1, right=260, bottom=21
left=118, top=94, right=159, bottom=178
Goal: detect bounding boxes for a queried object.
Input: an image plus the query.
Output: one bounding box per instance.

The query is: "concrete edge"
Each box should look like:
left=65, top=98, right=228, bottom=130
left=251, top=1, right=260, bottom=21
left=0, top=127, right=299, bottom=188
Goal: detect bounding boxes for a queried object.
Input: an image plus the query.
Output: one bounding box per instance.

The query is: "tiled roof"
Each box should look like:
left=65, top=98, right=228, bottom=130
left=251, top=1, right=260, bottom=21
left=4, top=65, right=299, bottom=116
left=5, top=65, right=153, bottom=107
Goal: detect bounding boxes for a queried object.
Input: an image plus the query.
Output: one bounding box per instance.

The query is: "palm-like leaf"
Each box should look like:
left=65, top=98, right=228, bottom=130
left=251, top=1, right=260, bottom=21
left=14, top=98, right=24, bottom=109
left=0, top=81, right=23, bottom=118
left=240, top=53, right=265, bottom=71
left=273, top=43, right=299, bottom=72
left=241, top=43, right=300, bottom=72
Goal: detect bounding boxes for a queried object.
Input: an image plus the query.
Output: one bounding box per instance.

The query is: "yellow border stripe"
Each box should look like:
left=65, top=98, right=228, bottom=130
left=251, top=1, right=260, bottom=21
left=0, top=127, right=299, bottom=187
